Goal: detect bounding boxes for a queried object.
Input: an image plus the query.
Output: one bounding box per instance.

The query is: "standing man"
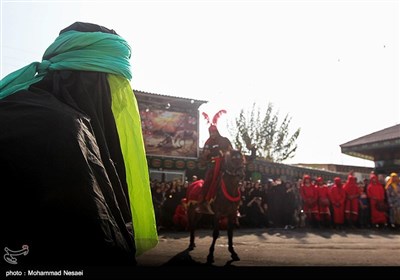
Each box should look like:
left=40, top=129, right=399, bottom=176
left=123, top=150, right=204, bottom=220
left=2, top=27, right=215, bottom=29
left=195, top=110, right=233, bottom=214
left=329, top=177, right=346, bottom=229
left=344, top=173, right=360, bottom=227
left=316, top=177, right=331, bottom=227
left=367, top=173, right=387, bottom=228
left=300, top=175, right=319, bottom=227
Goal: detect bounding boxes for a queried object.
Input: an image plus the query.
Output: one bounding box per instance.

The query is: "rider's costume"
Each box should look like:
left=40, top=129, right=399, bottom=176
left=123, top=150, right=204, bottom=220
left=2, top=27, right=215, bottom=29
left=200, top=111, right=232, bottom=204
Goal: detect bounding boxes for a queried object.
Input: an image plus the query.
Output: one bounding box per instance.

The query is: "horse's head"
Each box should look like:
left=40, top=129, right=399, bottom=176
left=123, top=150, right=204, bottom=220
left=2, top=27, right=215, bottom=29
left=223, top=149, right=246, bottom=179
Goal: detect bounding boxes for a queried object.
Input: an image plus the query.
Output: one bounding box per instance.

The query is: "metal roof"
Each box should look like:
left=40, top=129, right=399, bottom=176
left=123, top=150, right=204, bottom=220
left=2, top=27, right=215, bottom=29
left=340, top=124, right=400, bottom=162
left=134, top=89, right=208, bottom=105
left=340, top=124, right=400, bottom=148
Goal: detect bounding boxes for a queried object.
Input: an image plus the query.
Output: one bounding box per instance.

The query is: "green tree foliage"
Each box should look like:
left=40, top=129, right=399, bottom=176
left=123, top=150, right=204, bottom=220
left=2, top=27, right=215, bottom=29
left=228, top=102, right=300, bottom=162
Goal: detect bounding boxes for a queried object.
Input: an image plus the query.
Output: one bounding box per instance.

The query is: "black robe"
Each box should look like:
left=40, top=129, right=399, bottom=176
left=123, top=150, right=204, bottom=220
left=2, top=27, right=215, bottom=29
left=0, top=23, right=136, bottom=266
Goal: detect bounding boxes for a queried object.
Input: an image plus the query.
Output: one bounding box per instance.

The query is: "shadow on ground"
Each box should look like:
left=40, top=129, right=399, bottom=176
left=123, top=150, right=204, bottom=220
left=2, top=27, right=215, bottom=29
left=159, top=227, right=399, bottom=242
left=161, top=248, right=239, bottom=268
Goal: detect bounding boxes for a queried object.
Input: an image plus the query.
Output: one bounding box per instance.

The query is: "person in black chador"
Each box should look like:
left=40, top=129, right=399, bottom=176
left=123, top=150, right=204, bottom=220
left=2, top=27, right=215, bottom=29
left=195, top=110, right=232, bottom=215
left=0, top=22, right=157, bottom=265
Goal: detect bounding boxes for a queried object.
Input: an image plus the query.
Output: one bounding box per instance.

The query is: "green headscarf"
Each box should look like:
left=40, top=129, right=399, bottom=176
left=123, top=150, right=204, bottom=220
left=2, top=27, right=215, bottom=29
left=1, top=30, right=132, bottom=99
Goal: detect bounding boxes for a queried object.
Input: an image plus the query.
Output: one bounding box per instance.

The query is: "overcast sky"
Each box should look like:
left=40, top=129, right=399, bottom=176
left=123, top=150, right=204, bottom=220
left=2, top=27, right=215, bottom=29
left=1, top=0, right=399, bottom=167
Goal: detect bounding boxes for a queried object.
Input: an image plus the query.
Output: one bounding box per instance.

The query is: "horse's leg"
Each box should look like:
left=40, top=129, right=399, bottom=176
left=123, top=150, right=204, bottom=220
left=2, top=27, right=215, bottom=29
left=207, top=216, right=220, bottom=264
left=228, top=216, right=240, bottom=261
left=188, top=205, right=203, bottom=250
left=189, top=228, right=195, bottom=251
left=187, top=206, right=197, bottom=250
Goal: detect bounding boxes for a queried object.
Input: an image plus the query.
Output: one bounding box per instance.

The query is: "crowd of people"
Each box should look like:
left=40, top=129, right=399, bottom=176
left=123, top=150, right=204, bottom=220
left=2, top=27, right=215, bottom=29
left=151, top=172, right=400, bottom=231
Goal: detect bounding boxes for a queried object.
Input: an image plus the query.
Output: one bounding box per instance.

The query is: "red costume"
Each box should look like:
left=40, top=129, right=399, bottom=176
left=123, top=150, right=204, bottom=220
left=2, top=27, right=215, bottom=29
left=329, top=177, right=346, bottom=225
left=300, top=175, right=319, bottom=223
left=200, top=110, right=232, bottom=203
left=343, top=174, right=360, bottom=224
left=173, top=198, right=188, bottom=230
left=186, top=179, right=204, bottom=203
left=316, top=177, right=331, bottom=224
left=367, top=174, right=387, bottom=225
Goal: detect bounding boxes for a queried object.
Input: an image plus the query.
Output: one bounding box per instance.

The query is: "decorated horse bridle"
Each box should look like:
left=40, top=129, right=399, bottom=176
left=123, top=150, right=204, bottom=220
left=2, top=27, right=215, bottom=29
left=220, top=150, right=245, bottom=202
left=220, top=179, right=241, bottom=202
left=223, top=151, right=246, bottom=178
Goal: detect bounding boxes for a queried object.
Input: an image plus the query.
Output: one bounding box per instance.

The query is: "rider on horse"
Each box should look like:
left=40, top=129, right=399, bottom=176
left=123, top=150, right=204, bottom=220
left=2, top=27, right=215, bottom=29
left=196, top=110, right=232, bottom=215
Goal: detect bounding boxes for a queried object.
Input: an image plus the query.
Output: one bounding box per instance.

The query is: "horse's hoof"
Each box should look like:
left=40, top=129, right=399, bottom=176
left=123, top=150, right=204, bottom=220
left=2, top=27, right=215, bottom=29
left=231, top=254, right=240, bottom=261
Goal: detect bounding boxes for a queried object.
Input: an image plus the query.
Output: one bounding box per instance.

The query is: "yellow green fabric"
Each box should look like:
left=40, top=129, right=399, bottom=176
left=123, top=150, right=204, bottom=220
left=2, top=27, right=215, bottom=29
left=108, top=74, right=158, bottom=256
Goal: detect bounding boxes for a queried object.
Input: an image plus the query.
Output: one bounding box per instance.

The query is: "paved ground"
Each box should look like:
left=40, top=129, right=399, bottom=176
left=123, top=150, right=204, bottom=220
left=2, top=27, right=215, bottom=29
left=7, top=228, right=394, bottom=278
left=29, top=228, right=396, bottom=278
left=137, top=227, right=400, bottom=267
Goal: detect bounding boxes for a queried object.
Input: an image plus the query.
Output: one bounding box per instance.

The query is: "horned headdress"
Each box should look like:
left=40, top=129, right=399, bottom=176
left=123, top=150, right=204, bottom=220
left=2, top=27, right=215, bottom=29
left=202, top=110, right=227, bottom=134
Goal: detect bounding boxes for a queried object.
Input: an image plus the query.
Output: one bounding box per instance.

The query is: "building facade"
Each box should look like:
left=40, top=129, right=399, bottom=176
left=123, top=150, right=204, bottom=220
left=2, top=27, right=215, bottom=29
left=135, top=90, right=358, bottom=184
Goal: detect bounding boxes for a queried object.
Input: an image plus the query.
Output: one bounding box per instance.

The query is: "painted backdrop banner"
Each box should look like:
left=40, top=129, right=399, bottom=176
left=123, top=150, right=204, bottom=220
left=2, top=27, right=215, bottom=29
left=140, top=109, right=198, bottom=158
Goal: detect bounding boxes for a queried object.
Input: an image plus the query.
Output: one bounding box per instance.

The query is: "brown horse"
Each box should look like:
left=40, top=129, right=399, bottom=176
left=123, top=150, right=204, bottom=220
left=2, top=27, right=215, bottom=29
left=186, top=149, right=246, bottom=264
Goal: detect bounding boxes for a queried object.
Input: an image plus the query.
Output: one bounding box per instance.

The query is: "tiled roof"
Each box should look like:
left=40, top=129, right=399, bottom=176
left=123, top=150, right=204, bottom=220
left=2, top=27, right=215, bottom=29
left=340, top=124, right=400, bottom=148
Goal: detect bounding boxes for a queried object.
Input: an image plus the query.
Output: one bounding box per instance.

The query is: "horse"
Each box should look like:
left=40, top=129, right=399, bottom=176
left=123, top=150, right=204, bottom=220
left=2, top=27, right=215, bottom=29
left=173, top=130, right=197, bottom=149
left=157, top=130, right=197, bottom=150
left=186, top=149, right=246, bottom=264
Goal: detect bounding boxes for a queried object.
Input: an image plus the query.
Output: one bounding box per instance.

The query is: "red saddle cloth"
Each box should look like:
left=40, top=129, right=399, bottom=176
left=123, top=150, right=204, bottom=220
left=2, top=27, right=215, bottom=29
left=186, top=179, right=204, bottom=203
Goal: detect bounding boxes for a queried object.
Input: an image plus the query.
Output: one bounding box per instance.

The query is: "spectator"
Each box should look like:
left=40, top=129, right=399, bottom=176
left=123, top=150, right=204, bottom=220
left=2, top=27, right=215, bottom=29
left=283, top=182, right=296, bottom=229
left=385, top=173, right=400, bottom=228
left=367, top=174, right=387, bottom=228
left=300, top=175, right=319, bottom=227
left=329, top=177, right=346, bottom=230
left=0, top=22, right=157, bottom=264
left=173, top=198, right=189, bottom=231
left=316, top=177, right=331, bottom=228
left=358, top=181, right=370, bottom=228
left=344, top=174, right=360, bottom=227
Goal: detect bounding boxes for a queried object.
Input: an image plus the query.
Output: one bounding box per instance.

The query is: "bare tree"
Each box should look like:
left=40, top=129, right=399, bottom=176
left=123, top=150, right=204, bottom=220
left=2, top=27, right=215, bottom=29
left=228, top=102, right=300, bottom=162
